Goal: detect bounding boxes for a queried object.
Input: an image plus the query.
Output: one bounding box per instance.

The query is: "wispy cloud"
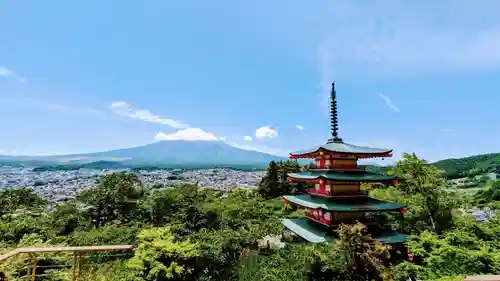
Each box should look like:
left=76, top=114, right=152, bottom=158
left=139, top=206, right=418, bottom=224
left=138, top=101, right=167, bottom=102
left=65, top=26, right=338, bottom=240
left=0, top=66, right=27, bottom=83
left=296, top=125, right=305, bottom=130
left=110, top=101, right=228, bottom=141
left=377, top=93, right=400, bottom=112
left=244, top=136, right=253, bottom=141
left=1, top=95, right=106, bottom=117
left=0, top=67, right=14, bottom=77
left=317, top=1, right=500, bottom=77
left=109, top=101, right=189, bottom=129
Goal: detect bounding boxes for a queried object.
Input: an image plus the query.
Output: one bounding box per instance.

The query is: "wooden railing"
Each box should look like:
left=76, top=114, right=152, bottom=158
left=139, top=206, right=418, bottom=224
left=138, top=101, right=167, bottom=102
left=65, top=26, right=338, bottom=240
left=465, top=276, right=500, bottom=281
left=0, top=245, right=133, bottom=281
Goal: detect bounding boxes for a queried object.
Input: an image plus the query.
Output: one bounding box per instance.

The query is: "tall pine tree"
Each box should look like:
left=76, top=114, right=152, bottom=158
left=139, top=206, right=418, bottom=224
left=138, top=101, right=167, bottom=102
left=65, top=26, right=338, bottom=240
left=259, top=160, right=307, bottom=198
left=259, top=161, right=280, bottom=198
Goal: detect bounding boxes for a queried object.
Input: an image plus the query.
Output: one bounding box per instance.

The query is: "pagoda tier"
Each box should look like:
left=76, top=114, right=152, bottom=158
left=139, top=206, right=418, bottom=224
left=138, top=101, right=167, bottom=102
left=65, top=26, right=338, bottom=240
left=284, top=195, right=404, bottom=212
left=287, top=171, right=396, bottom=183
left=288, top=171, right=397, bottom=198
left=283, top=195, right=405, bottom=227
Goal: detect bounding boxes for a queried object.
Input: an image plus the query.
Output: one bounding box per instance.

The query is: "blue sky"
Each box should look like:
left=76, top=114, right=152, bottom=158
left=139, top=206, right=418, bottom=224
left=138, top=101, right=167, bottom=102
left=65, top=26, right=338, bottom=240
left=1, top=0, right=500, bottom=163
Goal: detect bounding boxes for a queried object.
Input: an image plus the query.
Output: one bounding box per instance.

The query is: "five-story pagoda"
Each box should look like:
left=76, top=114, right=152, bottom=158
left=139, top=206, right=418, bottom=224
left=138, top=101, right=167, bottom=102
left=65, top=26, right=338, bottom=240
left=282, top=82, right=408, bottom=247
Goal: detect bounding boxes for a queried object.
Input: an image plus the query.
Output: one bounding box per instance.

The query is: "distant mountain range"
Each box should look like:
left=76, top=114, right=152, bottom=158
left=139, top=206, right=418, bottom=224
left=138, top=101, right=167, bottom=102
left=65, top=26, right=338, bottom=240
left=0, top=141, right=287, bottom=170
left=2, top=141, right=500, bottom=177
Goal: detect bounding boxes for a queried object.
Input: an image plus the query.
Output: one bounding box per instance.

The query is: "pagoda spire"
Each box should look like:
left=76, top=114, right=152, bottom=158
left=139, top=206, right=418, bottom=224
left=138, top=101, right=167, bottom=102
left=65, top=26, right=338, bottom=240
left=328, top=82, right=342, bottom=143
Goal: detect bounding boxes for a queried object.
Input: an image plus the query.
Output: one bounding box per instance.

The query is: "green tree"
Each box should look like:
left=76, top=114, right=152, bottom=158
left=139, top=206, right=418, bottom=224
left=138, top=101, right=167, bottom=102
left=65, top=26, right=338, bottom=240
left=77, top=172, right=144, bottom=228
left=127, top=227, right=204, bottom=281
left=375, top=153, right=457, bottom=233
left=259, top=160, right=305, bottom=198
left=0, top=187, right=47, bottom=216
left=336, top=223, right=394, bottom=281
left=475, top=180, right=500, bottom=204
left=50, top=201, right=87, bottom=235
left=277, top=160, right=304, bottom=195
left=259, top=161, right=280, bottom=198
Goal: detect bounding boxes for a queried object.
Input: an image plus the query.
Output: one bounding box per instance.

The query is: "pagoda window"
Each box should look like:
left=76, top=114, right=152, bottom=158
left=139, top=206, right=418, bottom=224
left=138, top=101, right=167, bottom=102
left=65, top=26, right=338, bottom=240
left=312, top=210, right=319, bottom=219
left=323, top=212, right=332, bottom=224
left=315, top=183, right=320, bottom=192
left=325, top=184, right=331, bottom=195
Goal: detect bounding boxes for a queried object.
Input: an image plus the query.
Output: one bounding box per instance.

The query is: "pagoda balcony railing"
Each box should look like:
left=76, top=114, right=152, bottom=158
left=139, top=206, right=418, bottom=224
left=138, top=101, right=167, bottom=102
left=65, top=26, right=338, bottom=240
left=306, top=188, right=368, bottom=198
left=0, top=245, right=133, bottom=281
left=307, top=214, right=388, bottom=228
left=312, top=166, right=361, bottom=171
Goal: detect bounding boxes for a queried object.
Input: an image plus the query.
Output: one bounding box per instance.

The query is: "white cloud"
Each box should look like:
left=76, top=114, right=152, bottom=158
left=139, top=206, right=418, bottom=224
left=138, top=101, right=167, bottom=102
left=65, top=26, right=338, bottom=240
left=110, top=101, right=189, bottom=129
left=255, top=126, right=278, bottom=139
left=0, top=66, right=27, bottom=83
left=377, top=93, right=400, bottom=112
left=244, top=136, right=253, bottom=141
left=155, top=128, right=223, bottom=141
left=296, top=125, right=305, bottom=130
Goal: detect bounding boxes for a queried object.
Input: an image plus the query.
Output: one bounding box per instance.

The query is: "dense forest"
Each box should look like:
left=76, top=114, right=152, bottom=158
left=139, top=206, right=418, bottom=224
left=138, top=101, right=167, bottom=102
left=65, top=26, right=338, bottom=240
left=1, top=153, right=500, bottom=280
left=433, top=153, right=500, bottom=179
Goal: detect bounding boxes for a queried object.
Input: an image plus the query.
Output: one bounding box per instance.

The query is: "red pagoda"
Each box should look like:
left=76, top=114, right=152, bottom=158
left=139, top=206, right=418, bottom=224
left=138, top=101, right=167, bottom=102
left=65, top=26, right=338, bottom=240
left=282, top=82, right=408, bottom=247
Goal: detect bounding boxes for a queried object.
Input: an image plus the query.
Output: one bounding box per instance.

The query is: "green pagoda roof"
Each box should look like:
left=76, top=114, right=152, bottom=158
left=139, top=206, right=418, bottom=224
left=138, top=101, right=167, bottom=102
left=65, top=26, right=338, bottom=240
left=287, top=170, right=395, bottom=182
left=283, top=194, right=404, bottom=212
left=283, top=218, right=408, bottom=244
left=290, top=141, right=392, bottom=157
left=283, top=218, right=333, bottom=243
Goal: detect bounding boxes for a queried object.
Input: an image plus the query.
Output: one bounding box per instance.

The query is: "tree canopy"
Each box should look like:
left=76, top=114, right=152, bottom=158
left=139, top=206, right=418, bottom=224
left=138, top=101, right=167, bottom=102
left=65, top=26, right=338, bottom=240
left=0, top=154, right=498, bottom=280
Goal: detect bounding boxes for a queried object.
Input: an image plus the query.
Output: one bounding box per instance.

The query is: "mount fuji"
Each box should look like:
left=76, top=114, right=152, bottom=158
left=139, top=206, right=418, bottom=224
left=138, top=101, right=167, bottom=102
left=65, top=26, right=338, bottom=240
left=0, top=141, right=287, bottom=169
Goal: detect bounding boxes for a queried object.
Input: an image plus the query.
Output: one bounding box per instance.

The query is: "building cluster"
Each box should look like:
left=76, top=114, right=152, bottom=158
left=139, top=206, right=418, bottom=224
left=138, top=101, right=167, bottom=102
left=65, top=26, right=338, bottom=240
left=0, top=166, right=264, bottom=201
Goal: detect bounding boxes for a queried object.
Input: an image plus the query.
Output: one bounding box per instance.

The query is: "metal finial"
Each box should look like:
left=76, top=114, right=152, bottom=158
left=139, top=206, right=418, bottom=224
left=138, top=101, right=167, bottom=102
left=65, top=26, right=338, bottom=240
left=328, top=82, right=342, bottom=143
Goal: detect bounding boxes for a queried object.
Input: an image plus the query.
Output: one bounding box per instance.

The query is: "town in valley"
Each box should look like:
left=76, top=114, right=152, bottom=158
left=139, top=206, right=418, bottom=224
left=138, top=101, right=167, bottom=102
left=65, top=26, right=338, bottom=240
left=0, top=166, right=264, bottom=201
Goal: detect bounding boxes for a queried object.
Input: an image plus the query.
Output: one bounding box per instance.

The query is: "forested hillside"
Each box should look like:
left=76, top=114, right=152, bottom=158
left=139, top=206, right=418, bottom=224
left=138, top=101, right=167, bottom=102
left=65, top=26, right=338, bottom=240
left=433, top=153, right=500, bottom=179
left=1, top=153, right=500, bottom=280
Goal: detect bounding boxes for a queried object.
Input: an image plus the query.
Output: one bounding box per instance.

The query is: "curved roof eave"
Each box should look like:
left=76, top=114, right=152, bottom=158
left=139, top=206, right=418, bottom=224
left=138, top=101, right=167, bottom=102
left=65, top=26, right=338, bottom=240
left=289, top=142, right=393, bottom=157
